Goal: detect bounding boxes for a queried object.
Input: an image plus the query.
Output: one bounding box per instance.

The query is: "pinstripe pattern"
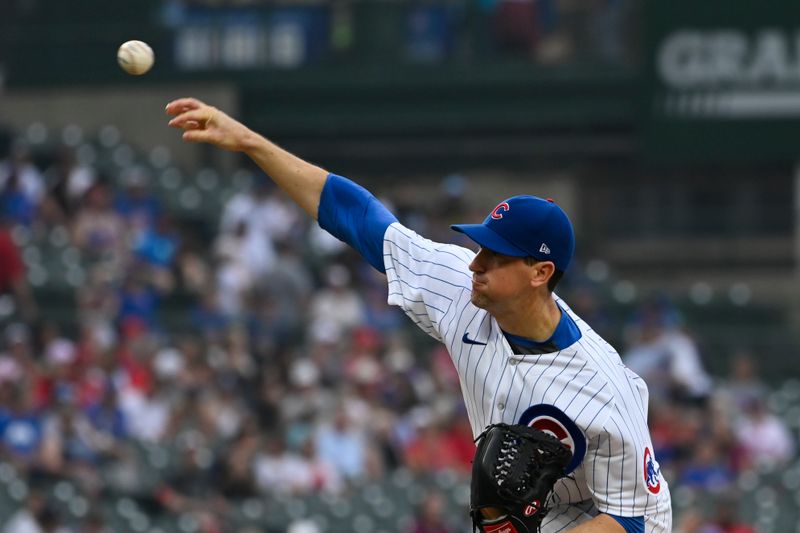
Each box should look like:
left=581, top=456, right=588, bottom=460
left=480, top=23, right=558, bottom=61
left=383, top=223, right=671, bottom=531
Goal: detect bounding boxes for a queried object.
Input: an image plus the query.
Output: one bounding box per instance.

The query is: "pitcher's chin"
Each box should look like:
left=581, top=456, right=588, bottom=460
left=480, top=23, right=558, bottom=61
left=470, top=291, right=489, bottom=309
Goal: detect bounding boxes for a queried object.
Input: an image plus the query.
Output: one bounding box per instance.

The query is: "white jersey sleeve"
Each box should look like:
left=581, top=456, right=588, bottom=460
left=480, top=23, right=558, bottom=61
left=382, top=223, right=475, bottom=342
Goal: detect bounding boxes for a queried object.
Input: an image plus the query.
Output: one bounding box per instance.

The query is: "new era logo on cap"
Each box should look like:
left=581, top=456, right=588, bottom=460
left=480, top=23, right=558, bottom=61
left=539, top=244, right=550, bottom=255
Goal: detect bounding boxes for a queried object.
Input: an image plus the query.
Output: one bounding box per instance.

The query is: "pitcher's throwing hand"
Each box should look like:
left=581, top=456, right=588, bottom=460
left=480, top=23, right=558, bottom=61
left=166, top=98, right=255, bottom=152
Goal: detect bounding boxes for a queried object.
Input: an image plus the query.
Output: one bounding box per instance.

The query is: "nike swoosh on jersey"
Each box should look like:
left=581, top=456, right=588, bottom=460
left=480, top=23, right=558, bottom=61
left=462, top=332, right=487, bottom=345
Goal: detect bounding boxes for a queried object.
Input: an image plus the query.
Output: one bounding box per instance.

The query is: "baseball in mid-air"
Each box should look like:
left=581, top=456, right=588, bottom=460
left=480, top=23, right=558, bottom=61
left=117, top=40, right=154, bottom=75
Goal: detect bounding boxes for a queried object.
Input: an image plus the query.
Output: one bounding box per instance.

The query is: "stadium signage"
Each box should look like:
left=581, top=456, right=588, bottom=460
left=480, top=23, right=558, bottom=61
left=643, top=0, right=800, bottom=161
left=656, top=29, right=800, bottom=118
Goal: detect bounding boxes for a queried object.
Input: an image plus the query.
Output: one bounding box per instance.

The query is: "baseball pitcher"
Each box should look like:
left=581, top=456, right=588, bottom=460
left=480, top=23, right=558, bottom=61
left=166, top=98, right=672, bottom=533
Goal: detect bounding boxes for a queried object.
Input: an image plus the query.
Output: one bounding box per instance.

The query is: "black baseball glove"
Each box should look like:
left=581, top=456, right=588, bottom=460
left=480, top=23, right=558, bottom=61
left=470, top=423, right=573, bottom=533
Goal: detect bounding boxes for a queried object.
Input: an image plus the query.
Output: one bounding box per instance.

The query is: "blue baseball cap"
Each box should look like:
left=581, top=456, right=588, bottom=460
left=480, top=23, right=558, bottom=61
left=451, top=195, right=575, bottom=272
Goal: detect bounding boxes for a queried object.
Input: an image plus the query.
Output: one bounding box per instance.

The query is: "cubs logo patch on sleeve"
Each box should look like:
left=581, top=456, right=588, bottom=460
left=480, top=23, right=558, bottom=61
left=518, top=404, right=587, bottom=475
left=643, top=447, right=662, bottom=494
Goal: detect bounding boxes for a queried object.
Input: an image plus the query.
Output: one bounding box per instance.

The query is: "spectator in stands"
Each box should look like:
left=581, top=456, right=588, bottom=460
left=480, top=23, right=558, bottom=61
left=133, top=213, right=180, bottom=291
left=441, top=409, right=477, bottom=473
left=34, top=328, right=79, bottom=410
left=189, top=289, right=229, bottom=341
left=733, top=396, right=795, bottom=470
left=43, top=144, right=96, bottom=222
left=293, top=436, right=343, bottom=494
left=260, top=240, right=315, bottom=338
left=114, top=166, right=161, bottom=239
left=156, top=443, right=229, bottom=518
left=362, top=281, right=404, bottom=333
left=342, top=326, right=385, bottom=395
left=253, top=432, right=309, bottom=495
left=678, top=441, right=735, bottom=492
left=314, top=404, right=368, bottom=483
left=0, top=324, right=36, bottom=397
left=281, top=357, right=332, bottom=425
left=255, top=367, right=286, bottom=431
left=116, top=272, right=160, bottom=332
left=84, top=384, right=129, bottom=451
left=1, top=489, right=63, bottom=533
left=72, top=180, right=127, bottom=268
left=652, top=406, right=711, bottom=469
left=215, top=418, right=260, bottom=500
left=0, top=217, right=36, bottom=320
left=309, top=263, right=365, bottom=344
left=40, top=399, right=106, bottom=495
left=220, top=177, right=300, bottom=246
left=83, top=511, right=112, bottom=533
left=118, top=376, right=173, bottom=443
left=407, top=489, right=456, bottom=533
left=163, top=387, right=218, bottom=447
left=623, top=302, right=712, bottom=404
left=403, top=409, right=468, bottom=474
left=674, top=509, right=715, bottom=533
left=214, top=219, right=275, bottom=316
left=708, top=502, right=756, bottom=533
left=0, top=141, right=45, bottom=226
left=379, top=366, right=418, bottom=416
left=176, top=238, right=213, bottom=295
left=0, top=382, right=46, bottom=476
left=202, top=378, right=247, bottom=441
left=676, top=499, right=757, bottom=533
left=714, top=351, right=769, bottom=414
left=69, top=336, right=114, bottom=410
left=0, top=171, right=37, bottom=227
left=214, top=324, right=257, bottom=382
left=76, top=270, right=118, bottom=339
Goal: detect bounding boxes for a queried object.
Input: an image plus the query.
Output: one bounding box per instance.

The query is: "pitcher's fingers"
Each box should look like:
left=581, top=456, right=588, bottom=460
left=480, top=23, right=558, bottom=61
left=165, top=97, right=201, bottom=115
left=168, top=108, right=213, bottom=129
left=183, top=129, right=214, bottom=143
left=165, top=98, right=203, bottom=116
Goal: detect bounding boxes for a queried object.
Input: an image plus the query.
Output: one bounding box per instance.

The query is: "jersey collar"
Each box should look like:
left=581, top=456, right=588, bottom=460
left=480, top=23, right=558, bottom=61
left=502, top=304, right=582, bottom=353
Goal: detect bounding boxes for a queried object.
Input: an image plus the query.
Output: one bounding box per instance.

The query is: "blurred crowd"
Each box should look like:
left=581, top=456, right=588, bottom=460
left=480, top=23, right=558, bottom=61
left=0, top=134, right=795, bottom=533
left=159, top=0, right=635, bottom=67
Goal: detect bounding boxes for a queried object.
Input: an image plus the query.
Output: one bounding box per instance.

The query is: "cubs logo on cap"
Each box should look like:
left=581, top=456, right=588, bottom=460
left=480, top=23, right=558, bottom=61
left=491, top=202, right=510, bottom=220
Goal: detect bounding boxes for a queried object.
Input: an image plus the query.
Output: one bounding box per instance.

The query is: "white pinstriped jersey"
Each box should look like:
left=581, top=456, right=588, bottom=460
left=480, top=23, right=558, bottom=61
left=383, top=223, right=672, bottom=532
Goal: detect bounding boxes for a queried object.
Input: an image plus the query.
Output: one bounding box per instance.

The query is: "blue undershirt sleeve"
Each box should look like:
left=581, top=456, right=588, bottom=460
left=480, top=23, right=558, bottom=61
left=317, top=173, right=398, bottom=273
left=607, top=514, right=644, bottom=533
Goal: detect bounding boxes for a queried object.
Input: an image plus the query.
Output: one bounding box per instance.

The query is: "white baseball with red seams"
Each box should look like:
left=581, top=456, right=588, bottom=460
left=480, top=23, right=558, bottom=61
left=117, top=40, right=154, bottom=75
